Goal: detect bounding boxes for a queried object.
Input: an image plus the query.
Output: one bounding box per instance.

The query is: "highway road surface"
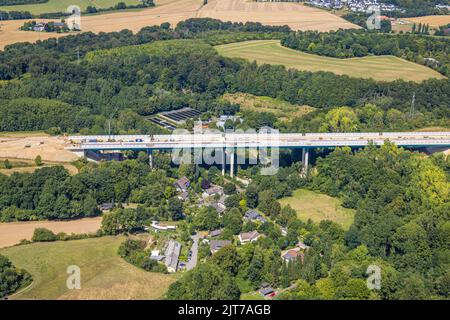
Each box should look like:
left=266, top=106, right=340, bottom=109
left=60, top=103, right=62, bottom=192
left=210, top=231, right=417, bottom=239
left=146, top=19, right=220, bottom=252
left=66, top=132, right=450, bottom=151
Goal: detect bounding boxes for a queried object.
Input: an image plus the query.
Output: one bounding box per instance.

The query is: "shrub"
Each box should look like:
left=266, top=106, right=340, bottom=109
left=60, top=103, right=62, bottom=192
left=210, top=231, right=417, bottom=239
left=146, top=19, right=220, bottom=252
left=32, top=228, right=57, bottom=242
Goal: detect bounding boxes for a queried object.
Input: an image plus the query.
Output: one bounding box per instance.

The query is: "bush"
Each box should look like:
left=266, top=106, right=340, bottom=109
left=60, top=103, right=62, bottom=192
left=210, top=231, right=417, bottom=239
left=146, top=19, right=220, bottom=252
left=34, top=155, right=43, bottom=166
left=118, top=239, right=167, bottom=273
left=3, top=159, right=12, bottom=169
left=32, top=228, right=57, bottom=242
left=223, top=183, right=236, bottom=195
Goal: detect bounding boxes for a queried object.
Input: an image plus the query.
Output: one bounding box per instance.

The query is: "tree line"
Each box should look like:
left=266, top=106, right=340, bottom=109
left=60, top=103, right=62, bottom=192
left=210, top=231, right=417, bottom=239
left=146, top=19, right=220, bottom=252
left=281, top=29, right=450, bottom=76
left=0, top=1, right=155, bottom=20
left=0, top=21, right=448, bottom=134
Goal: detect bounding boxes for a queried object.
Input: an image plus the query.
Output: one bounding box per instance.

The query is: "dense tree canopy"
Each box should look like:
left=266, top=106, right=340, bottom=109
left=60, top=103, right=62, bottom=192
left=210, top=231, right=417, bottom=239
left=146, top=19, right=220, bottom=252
left=0, top=254, right=32, bottom=298
left=0, top=21, right=448, bottom=134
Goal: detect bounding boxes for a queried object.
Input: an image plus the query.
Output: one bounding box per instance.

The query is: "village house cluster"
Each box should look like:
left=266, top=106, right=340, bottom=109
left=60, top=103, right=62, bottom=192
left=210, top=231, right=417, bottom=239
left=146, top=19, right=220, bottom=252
left=305, top=0, right=402, bottom=12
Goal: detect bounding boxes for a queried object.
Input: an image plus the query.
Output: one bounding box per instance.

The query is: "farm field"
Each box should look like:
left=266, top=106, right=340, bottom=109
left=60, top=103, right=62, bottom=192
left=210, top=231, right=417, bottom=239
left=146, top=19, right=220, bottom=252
left=0, top=157, right=79, bottom=175
left=0, top=0, right=142, bottom=15
left=197, top=0, right=358, bottom=31
left=0, top=236, right=176, bottom=299
left=0, top=0, right=202, bottom=49
left=0, top=217, right=102, bottom=248
left=405, top=15, right=450, bottom=28
left=222, top=92, right=315, bottom=120
left=215, top=40, right=446, bottom=82
left=279, top=189, right=355, bottom=230
left=0, top=134, right=79, bottom=163
left=0, top=0, right=358, bottom=49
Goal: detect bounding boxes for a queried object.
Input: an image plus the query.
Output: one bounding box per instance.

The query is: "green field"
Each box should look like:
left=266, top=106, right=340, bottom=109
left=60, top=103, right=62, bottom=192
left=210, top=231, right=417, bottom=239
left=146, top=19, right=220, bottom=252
left=215, top=40, right=446, bottom=83
left=222, top=92, right=315, bottom=121
left=0, top=236, right=176, bottom=299
left=0, top=0, right=141, bottom=14
left=279, top=189, right=355, bottom=230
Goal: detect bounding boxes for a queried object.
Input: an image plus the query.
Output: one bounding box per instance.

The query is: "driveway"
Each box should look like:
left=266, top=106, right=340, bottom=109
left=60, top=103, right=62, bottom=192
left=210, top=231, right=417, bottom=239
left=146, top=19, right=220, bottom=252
left=186, top=233, right=200, bottom=271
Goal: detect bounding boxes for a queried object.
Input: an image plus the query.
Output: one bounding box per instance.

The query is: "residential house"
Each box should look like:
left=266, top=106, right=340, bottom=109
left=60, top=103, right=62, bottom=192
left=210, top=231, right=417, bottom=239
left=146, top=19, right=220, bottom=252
left=203, top=185, right=223, bottom=198
left=150, top=250, right=165, bottom=262
left=151, top=221, right=177, bottom=231
left=297, top=241, right=310, bottom=251
left=99, top=202, right=114, bottom=211
left=281, top=247, right=305, bottom=264
left=174, top=176, right=190, bottom=192
left=244, top=210, right=267, bottom=223
left=239, top=230, right=261, bottom=244
left=210, top=203, right=225, bottom=214
left=210, top=240, right=232, bottom=253
left=164, top=240, right=181, bottom=273
left=209, top=229, right=223, bottom=237
left=177, top=191, right=189, bottom=201
left=259, top=282, right=275, bottom=297
left=32, top=23, right=46, bottom=32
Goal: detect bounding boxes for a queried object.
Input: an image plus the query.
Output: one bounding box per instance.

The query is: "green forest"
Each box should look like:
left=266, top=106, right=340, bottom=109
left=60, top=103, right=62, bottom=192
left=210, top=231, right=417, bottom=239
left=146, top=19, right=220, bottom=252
left=0, top=19, right=449, bottom=136
left=165, top=144, right=450, bottom=300
left=0, top=18, right=449, bottom=300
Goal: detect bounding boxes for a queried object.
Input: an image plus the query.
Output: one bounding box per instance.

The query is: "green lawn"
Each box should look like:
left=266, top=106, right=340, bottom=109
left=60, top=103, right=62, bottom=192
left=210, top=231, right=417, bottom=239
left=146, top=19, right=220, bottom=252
left=240, top=291, right=265, bottom=300
left=215, top=40, right=446, bottom=83
left=279, top=189, right=355, bottom=230
left=0, top=0, right=141, bottom=15
left=0, top=236, right=176, bottom=300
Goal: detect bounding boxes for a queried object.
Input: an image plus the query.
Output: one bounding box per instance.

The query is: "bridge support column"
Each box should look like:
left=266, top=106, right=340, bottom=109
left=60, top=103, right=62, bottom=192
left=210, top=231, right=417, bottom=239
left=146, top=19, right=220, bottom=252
left=221, top=148, right=225, bottom=176
left=302, top=148, right=309, bottom=174
left=148, top=149, right=153, bottom=169
left=230, top=151, right=235, bottom=178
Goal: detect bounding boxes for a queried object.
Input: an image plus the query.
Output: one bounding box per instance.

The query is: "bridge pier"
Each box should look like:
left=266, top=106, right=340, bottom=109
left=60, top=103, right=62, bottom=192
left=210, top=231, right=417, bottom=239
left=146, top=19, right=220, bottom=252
left=301, top=148, right=309, bottom=174
left=221, top=148, right=225, bottom=176
left=230, top=151, right=235, bottom=178
left=147, top=149, right=153, bottom=169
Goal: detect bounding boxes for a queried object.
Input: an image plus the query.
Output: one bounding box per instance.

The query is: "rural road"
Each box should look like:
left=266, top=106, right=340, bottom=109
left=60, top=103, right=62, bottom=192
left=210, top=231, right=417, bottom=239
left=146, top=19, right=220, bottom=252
left=186, top=233, right=200, bottom=271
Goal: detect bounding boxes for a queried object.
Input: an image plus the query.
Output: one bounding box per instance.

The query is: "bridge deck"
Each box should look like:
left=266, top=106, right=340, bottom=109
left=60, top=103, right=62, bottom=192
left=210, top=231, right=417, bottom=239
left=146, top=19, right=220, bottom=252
left=66, top=132, right=450, bottom=151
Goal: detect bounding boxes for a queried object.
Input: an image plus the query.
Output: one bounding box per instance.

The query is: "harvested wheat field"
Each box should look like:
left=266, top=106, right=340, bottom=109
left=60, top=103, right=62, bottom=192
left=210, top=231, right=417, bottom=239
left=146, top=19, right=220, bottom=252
left=0, top=134, right=78, bottom=163
left=0, top=217, right=102, bottom=248
left=216, top=40, right=446, bottom=82
left=0, top=0, right=202, bottom=49
left=405, top=15, right=450, bottom=28
left=198, top=0, right=358, bottom=31
left=0, top=0, right=358, bottom=49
